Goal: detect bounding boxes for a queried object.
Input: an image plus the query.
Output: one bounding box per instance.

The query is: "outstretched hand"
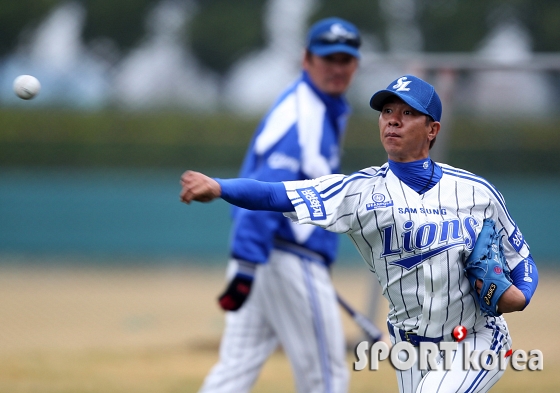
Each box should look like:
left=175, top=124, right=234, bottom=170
left=180, top=170, right=222, bottom=204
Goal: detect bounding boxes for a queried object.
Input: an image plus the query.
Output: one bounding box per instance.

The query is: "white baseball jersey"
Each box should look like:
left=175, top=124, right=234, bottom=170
left=284, top=162, right=531, bottom=338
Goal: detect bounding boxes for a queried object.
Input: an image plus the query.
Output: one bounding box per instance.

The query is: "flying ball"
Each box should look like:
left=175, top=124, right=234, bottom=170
left=13, top=75, right=41, bottom=100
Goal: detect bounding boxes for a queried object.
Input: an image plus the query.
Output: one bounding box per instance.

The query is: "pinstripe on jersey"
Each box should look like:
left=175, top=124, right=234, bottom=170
left=284, top=163, right=530, bottom=338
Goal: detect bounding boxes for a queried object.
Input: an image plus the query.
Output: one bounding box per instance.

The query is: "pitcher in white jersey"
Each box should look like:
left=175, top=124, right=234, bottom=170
left=180, top=75, right=539, bottom=393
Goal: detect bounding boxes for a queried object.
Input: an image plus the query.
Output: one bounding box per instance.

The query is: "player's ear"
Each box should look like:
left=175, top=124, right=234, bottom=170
left=427, top=119, right=440, bottom=149
left=427, top=120, right=440, bottom=141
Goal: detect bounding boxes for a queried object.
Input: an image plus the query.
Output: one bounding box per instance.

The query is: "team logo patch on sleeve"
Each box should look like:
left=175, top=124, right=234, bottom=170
left=366, top=193, right=394, bottom=211
left=296, top=187, right=326, bottom=220
left=508, top=225, right=525, bottom=252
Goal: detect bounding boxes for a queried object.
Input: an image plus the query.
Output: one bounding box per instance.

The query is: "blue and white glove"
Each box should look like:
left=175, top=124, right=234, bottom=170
left=464, top=218, right=513, bottom=317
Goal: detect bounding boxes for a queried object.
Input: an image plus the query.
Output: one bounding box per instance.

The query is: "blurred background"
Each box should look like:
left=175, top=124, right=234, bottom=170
left=0, top=1, right=559, bottom=391
left=1, top=0, right=559, bottom=264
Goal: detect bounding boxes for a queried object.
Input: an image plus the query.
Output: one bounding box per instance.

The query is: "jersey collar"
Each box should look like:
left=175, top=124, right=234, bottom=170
left=388, top=158, right=443, bottom=194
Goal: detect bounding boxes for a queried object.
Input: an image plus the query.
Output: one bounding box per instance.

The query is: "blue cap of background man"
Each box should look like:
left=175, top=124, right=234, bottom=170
left=369, top=75, right=442, bottom=122
left=306, top=17, right=361, bottom=59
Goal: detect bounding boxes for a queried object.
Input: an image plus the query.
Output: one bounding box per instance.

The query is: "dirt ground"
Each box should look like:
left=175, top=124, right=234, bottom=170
left=0, top=262, right=557, bottom=392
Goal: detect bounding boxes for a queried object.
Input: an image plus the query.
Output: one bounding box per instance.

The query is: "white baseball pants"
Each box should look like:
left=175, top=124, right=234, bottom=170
left=198, top=249, right=349, bottom=393
left=390, top=317, right=512, bottom=393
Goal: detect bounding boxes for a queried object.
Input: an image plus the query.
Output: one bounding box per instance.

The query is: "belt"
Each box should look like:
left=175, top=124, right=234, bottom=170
left=387, top=321, right=444, bottom=347
left=273, top=239, right=327, bottom=265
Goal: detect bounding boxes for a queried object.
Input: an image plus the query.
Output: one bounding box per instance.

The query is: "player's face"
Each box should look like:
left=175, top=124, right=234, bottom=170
left=303, top=52, right=358, bottom=96
left=379, top=97, right=440, bottom=162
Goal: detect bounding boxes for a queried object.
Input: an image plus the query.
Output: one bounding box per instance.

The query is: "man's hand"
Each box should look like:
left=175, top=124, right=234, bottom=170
left=497, top=285, right=526, bottom=313
left=474, top=279, right=526, bottom=313
left=218, top=275, right=253, bottom=311
left=180, top=171, right=221, bottom=204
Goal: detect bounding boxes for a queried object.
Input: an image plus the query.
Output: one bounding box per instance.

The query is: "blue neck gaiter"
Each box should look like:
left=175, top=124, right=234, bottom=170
left=388, top=158, right=442, bottom=194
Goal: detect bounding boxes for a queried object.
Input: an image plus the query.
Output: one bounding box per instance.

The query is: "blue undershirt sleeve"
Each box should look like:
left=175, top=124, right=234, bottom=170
left=215, top=178, right=294, bottom=212
left=509, top=254, right=538, bottom=307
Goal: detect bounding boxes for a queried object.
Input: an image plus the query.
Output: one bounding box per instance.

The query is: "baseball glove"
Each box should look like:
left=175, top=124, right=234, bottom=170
left=464, top=218, right=512, bottom=317
left=218, top=275, right=253, bottom=311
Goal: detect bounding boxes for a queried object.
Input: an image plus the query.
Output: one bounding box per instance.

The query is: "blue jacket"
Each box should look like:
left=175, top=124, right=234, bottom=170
left=230, top=71, right=351, bottom=266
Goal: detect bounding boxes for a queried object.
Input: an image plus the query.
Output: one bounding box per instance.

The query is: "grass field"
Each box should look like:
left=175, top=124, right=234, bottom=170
left=0, top=262, right=557, bottom=392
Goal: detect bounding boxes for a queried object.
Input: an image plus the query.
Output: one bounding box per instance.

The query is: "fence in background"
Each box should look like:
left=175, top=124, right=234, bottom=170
left=0, top=168, right=558, bottom=266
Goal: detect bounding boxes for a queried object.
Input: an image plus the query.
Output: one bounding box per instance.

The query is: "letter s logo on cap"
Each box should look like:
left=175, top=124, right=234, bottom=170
left=393, top=77, right=411, bottom=92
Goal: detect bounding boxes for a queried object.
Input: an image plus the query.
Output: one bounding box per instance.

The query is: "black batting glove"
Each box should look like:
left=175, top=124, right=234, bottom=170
left=218, top=275, right=253, bottom=311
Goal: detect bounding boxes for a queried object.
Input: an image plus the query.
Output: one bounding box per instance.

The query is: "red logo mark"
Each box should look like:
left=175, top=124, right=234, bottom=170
left=494, top=266, right=503, bottom=274
left=453, top=325, right=467, bottom=342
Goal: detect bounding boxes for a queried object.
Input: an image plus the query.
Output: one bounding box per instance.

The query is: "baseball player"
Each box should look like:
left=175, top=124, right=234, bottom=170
left=194, top=18, right=361, bottom=393
left=181, top=75, right=539, bottom=393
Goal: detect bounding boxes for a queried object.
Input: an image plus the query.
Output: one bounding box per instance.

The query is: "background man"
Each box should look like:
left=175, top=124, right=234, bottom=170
left=197, top=17, right=361, bottom=393
left=181, top=74, right=539, bottom=393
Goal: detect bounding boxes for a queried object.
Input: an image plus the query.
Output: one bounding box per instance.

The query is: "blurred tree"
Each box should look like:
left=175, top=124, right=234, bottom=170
left=189, top=0, right=266, bottom=75
left=0, top=0, right=59, bottom=58
left=312, top=0, right=385, bottom=45
left=523, top=0, right=560, bottom=52
left=82, top=0, right=159, bottom=53
left=419, top=0, right=560, bottom=52
left=315, top=0, right=560, bottom=53
left=418, top=0, right=489, bottom=52
left=0, top=0, right=559, bottom=72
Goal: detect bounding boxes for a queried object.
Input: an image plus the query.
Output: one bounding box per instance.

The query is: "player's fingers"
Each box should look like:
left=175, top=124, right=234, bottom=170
left=180, top=171, right=204, bottom=202
left=180, top=170, right=198, bottom=185
left=180, top=183, right=194, bottom=203
left=179, top=190, right=190, bottom=204
left=181, top=182, right=209, bottom=204
left=180, top=171, right=220, bottom=204
left=180, top=172, right=192, bottom=202
left=181, top=169, right=193, bottom=179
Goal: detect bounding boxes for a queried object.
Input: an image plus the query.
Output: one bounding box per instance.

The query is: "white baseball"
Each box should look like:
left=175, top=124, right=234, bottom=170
left=13, top=75, right=41, bottom=100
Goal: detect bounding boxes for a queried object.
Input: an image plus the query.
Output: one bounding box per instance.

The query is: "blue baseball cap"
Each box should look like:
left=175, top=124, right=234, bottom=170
left=369, top=75, right=442, bottom=122
left=306, top=17, right=361, bottom=58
